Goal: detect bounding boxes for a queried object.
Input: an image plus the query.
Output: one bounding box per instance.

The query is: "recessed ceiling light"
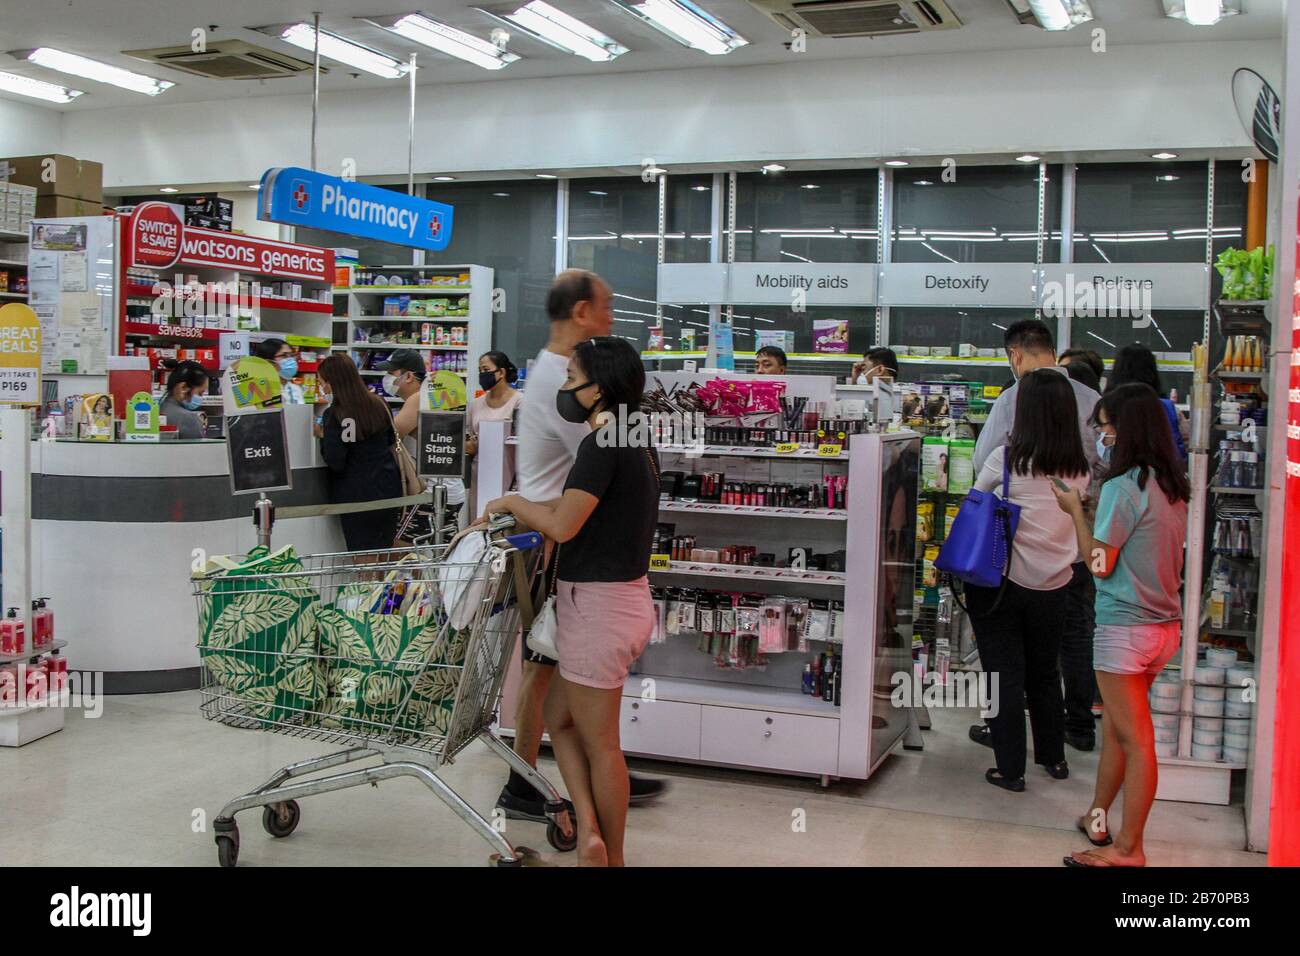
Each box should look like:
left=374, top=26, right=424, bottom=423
left=801, top=184, right=820, bottom=190
left=536, top=173, right=558, bottom=179
left=493, top=192, right=510, bottom=197
left=432, top=175, right=456, bottom=181
left=272, top=24, right=408, bottom=79
left=1152, top=151, right=1179, bottom=160
left=885, top=160, right=909, bottom=167
left=1161, top=0, right=1240, bottom=26
left=760, top=163, right=786, bottom=173
left=486, top=2, right=629, bottom=62
left=1157, top=174, right=1180, bottom=182
left=589, top=190, right=608, bottom=195
left=0, top=70, right=84, bottom=104
left=690, top=185, right=710, bottom=192
left=644, top=166, right=667, bottom=177
left=613, top=0, right=748, bottom=56
left=21, top=47, right=174, bottom=95
left=914, top=180, right=934, bottom=186
left=1016, top=154, right=1041, bottom=163
left=365, top=13, right=521, bottom=71
left=159, top=187, right=179, bottom=193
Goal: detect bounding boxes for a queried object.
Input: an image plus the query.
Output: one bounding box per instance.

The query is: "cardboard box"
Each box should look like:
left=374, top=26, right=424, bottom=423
left=35, top=195, right=103, bottom=218
left=3, top=154, right=103, bottom=203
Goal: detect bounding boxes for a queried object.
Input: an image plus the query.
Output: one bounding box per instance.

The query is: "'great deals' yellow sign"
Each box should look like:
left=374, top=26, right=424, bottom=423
left=0, top=303, right=41, bottom=406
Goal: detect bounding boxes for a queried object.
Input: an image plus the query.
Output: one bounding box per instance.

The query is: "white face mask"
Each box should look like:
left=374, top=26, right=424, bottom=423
left=382, top=373, right=400, bottom=397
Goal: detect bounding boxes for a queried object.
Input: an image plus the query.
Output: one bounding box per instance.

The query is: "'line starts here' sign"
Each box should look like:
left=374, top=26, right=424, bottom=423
left=259, top=167, right=454, bottom=253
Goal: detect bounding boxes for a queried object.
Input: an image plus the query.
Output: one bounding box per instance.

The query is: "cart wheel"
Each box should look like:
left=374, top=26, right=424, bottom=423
left=546, top=819, right=577, bottom=852
left=262, top=800, right=300, bottom=838
left=493, top=852, right=523, bottom=867
left=215, top=834, right=239, bottom=868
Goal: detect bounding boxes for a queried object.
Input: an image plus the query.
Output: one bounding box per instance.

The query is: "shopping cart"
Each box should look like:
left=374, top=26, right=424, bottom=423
left=193, top=518, right=574, bottom=867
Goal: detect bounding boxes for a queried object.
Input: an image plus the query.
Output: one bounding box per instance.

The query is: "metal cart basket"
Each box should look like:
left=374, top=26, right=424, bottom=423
left=193, top=521, right=573, bottom=866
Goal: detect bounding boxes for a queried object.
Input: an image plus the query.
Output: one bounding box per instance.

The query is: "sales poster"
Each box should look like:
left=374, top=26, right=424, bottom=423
left=221, top=356, right=283, bottom=415
left=0, top=302, right=42, bottom=405
left=813, top=318, right=849, bottom=354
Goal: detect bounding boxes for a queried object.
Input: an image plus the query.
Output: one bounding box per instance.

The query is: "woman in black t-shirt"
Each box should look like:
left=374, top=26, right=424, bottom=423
left=483, top=337, right=658, bottom=866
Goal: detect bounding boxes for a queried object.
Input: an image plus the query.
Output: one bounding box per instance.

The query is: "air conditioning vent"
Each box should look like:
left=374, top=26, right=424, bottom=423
left=749, top=0, right=961, bottom=38
left=123, top=40, right=320, bottom=80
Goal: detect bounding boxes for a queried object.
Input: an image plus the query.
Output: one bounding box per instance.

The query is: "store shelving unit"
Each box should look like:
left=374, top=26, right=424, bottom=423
left=332, top=263, right=493, bottom=403
left=0, top=226, right=29, bottom=302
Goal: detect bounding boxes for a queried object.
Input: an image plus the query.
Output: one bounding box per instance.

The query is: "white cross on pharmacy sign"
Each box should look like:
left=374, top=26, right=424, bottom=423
left=0, top=303, right=41, bottom=406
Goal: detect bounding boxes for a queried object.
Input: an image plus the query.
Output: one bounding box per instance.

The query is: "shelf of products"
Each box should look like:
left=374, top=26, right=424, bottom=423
left=658, top=501, right=848, bottom=521
left=0, top=639, right=67, bottom=667
left=652, top=561, right=847, bottom=587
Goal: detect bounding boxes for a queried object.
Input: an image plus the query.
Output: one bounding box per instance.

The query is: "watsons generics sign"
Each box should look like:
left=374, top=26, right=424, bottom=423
left=259, top=167, right=454, bottom=253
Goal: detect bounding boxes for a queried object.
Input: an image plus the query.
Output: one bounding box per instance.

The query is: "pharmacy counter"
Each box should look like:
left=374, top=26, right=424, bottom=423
left=29, top=405, right=347, bottom=693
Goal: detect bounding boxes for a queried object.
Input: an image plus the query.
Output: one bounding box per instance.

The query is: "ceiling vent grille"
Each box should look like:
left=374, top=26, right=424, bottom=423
left=748, top=0, right=961, bottom=38
left=123, top=40, right=320, bottom=80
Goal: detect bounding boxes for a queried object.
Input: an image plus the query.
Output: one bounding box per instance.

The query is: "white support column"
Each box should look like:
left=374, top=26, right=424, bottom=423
left=0, top=407, right=33, bottom=631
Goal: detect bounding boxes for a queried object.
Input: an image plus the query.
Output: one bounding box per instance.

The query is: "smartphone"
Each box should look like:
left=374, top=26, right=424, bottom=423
left=1051, top=477, right=1071, bottom=492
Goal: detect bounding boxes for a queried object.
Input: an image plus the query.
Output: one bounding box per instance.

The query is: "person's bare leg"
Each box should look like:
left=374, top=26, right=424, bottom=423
left=542, top=677, right=605, bottom=865
left=513, top=660, right=555, bottom=768
left=565, top=682, right=630, bottom=866
left=1070, top=671, right=1155, bottom=866
left=1082, top=679, right=1123, bottom=840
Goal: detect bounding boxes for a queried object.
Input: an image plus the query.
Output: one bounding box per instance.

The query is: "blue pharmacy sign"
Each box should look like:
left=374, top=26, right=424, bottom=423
left=258, top=167, right=454, bottom=252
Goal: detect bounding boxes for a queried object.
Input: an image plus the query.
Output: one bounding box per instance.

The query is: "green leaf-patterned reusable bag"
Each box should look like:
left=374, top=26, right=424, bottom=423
left=317, top=583, right=470, bottom=740
left=196, top=545, right=324, bottom=725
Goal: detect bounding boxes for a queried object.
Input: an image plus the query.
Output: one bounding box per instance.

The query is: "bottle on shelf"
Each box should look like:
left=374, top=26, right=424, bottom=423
left=0, top=608, right=25, bottom=656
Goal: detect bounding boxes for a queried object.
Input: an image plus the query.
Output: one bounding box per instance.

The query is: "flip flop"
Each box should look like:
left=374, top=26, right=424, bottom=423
left=1076, top=819, right=1113, bottom=847
left=1063, top=849, right=1115, bottom=867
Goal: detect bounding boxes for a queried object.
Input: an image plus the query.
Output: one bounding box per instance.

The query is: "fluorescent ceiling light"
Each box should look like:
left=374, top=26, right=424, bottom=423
left=482, top=2, right=628, bottom=61
left=760, top=163, right=786, bottom=173
left=21, top=47, right=174, bottom=95
left=493, top=192, right=511, bottom=197
left=159, top=187, right=179, bottom=193
left=612, top=0, right=747, bottom=56
left=1152, top=151, right=1179, bottom=159
left=690, top=185, right=709, bottom=191
left=1016, top=154, right=1040, bottom=163
left=536, top=173, right=558, bottom=179
left=274, top=24, right=406, bottom=78
left=1157, top=174, right=1180, bottom=182
left=1161, top=0, right=1240, bottom=26
left=432, top=175, right=456, bottom=181
left=801, top=184, right=820, bottom=189
left=368, top=13, right=520, bottom=70
left=914, top=180, right=934, bottom=186
left=885, top=160, right=909, bottom=167
left=0, top=70, right=83, bottom=104
left=1021, top=0, right=1093, bottom=31
left=644, top=165, right=667, bottom=176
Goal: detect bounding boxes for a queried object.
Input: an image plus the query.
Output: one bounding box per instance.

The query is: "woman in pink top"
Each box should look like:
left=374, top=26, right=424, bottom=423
left=465, top=350, right=523, bottom=507
left=965, top=369, right=1090, bottom=793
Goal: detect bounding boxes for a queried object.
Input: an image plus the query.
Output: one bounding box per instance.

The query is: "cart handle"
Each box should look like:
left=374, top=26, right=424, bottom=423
left=504, top=532, right=543, bottom=552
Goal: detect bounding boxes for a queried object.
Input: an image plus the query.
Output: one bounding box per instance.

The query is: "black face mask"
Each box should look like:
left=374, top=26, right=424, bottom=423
left=556, top=381, right=596, bottom=424
left=478, top=370, right=499, bottom=392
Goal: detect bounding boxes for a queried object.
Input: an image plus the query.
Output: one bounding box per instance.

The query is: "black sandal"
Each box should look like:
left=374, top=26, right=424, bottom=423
left=985, top=768, right=1025, bottom=792
left=1076, top=818, right=1113, bottom=847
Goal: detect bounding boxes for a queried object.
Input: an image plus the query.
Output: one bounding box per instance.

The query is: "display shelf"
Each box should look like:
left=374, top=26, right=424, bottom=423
left=626, top=674, right=841, bottom=719
left=0, top=291, right=28, bottom=299
left=655, top=443, right=848, bottom=461
left=0, top=687, right=72, bottom=720
left=659, top=501, right=848, bottom=521
left=1205, top=626, right=1256, bottom=638
left=124, top=282, right=333, bottom=314
left=0, top=228, right=28, bottom=240
left=348, top=286, right=471, bottom=295
left=0, top=258, right=28, bottom=267
left=1157, top=755, right=1247, bottom=771
left=1210, top=486, right=1264, bottom=496
left=348, top=343, right=468, bottom=351
left=1213, top=369, right=1264, bottom=381
left=0, top=640, right=68, bottom=666
left=342, top=316, right=468, bottom=323
left=651, top=560, right=845, bottom=587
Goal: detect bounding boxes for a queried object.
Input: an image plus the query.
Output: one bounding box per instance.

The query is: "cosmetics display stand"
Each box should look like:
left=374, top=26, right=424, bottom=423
left=331, top=263, right=493, bottom=405
left=489, top=371, right=921, bottom=783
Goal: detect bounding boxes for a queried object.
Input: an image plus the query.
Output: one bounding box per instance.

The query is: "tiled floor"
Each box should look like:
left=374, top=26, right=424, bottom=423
left=1, top=691, right=1263, bottom=867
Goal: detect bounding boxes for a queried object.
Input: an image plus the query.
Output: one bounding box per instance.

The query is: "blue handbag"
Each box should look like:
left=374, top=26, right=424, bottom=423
left=934, top=455, right=1021, bottom=595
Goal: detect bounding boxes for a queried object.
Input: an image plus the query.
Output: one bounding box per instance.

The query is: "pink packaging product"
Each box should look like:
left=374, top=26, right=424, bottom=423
left=0, top=610, right=24, bottom=656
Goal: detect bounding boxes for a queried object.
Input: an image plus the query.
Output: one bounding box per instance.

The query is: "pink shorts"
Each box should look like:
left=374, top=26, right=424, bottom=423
left=554, top=578, right=653, bottom=690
